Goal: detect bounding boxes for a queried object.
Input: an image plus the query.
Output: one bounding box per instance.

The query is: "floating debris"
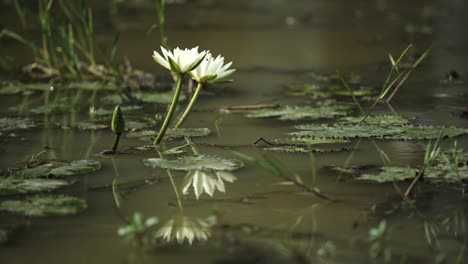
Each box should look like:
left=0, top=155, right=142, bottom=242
left=0, top=195, right=87, bottom=217
left=144, top=154, right=244, bottom=171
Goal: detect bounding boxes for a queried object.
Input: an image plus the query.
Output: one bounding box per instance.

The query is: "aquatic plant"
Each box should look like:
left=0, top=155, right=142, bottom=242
left=404, top=130, right=443, bottom=198
left=0, top=195, right=87, bottom=217
left=175, top=53, right=235, bottom=128
left=144, top=154, right=244, bottom=171
left=152, top=46, right=208, bottom=144
left=111, top=105, right=125, bottom=153
left=368, top=220, right=392, bottom=263
left=118, top=212, right=158, bottom=247
left=338, top=44, right=431, bottom=123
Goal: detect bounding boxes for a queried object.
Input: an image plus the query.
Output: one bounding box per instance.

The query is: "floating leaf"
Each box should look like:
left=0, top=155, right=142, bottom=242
left=0, top=178, right=72, bottom=196
left=0, top=82, right=51, bottom=95
left=76, top=122, right=108, bottom=130
left=89, top=105, right=143, bottom=117
left=0, top=117, right=36, bottom=132
left=275, top=137, right=350, bottom=145
left=264, top=146, right=349, bottom=153
left=11, top=160, right=101, bottom=178
left=30, top=103, right=74, bottom=114
left=127, top=128, right=211, bottom=141
left=292, top=124, right=468, bottom=140
left=338, top=115, right=414, bottom=125
left=356, top=167, right=415, bottom=183
left=143, top=154, right=244, bottom=171
left=246, top=105, right=353, bottom=121
left=134, top=91, right=186, bottom=104
left=66, top=82, right=117, bottom=91
left=0, top=195, right=86, bottom=217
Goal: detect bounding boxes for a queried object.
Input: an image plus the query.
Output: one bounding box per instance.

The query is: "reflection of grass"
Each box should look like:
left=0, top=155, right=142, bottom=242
left=235, top=151, right=331, bottom=200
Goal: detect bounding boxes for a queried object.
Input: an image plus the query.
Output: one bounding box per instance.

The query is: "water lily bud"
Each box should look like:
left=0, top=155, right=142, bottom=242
left=111, top=106, right=125, bottom=134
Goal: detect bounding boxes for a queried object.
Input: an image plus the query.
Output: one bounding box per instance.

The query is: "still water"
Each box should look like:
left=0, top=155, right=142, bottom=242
left=1, top=0, right=468, bottom=263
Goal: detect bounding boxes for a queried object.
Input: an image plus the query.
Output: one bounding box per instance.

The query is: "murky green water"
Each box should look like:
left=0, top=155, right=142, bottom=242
left=1, top=0, right=468, bottom=263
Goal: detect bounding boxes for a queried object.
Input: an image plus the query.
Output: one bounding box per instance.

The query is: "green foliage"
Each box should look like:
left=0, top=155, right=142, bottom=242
left=144, top=154, right=244, bottom=171
left=368, top=220, right=392, bottom=263
left=118, top=212, right=158, bottom=247
left=338, top=115, right=414, bottom=125
left=0, top=195, right=86, bottom=217
left=30, top=103, right=74, bottom=114
left=0, top=117, right=36, bottom=132
left=127, top=128, right=211, bottom=141
left=292, top=124, right=468, bottom=140
left=134, top=91, right=186, bottom=104
left=11, top=160, right=101, bottom=178
left=356, top=167, right=415, bottom=183
left=111, top=106, right=125, bottom=134
left=245, top=105, right=353, bottom=121
left=0, top=178, right=72, bottom=196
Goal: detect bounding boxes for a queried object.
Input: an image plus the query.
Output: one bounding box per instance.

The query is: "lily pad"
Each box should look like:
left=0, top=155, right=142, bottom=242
left=143, top=154, right=244, bottom=171
left=11, top=160, right=101, bottom=178
left=30, top=103, right=74, bottom=114
left=0, top=195, right=86, bottom=217
left=246, top=105, right=353, bottom=121
left=292, top=124, right=468, bottom=140
left=338, top=115, right=414, bottom=125
left=0, top=117, right=36, bottom=132
left=265, top=145, right=349, bottom=153
left=127, top=128, right=211, bottom=141
left=89, top=105, right=143, bottom=116
left=357, top=167, right=416, bottom=183
left=0, top=82, right=51, bottom=95
left=76, top=122, right=109, bottom=130
left=0, top=178, right=73, bottom=196
left=66, top=81, right=118, bottom=91
left=134, top=91, right=186, bottom=104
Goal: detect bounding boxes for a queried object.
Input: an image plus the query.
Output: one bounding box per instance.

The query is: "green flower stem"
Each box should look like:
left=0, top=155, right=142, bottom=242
left=112, top=133, right=121, bottom=152
left=158, top=151, right=184, bottom=211
left=175, top=82, right=203, bottom=128
left=154, top=73, right=184, bottom=145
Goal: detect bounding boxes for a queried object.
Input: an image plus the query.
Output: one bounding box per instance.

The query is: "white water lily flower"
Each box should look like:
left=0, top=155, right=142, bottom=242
left=152, top=46, right=208, bottom=74
left=155, top=213, right=210, bottom=245
left=182, top=170, right=237, bottom=199
left=189, top=53, right=235, bottom=83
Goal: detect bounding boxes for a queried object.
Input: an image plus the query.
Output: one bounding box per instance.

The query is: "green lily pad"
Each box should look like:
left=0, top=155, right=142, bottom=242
left=0, top=178, right=73, bottom=196
left=11, top=160, right=101, bottom=178
left=275, top=137, right=350, bottom=145
left=89, top=105, right=143, bottom=116
left=127, top=128, right=211, bottom=141
left=357, top=167, right=416, bottom=183
left=30, top=103, right=74, bottom=114
left=292, top=124, right=468, bottom=140
left=76, top=122, right=109, bottom=130
left=66, top=82, right=118, bottom=91
left=338, top=115, right=414, bottom=125
left=265, top=145, right=349, bottom=153
left=0, top=195, right=86, bottom=217
left=143, top=154, right=244, bottom=171
left=0, top=82, right=51, bottom=95
left=245, top=105, right=353, bottom=121
left=0, top=117, right=36, bottom=132
left=134, top=91, right=186, bottom=104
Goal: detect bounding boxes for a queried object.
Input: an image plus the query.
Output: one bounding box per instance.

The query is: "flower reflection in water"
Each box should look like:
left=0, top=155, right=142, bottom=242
left=155, top=212, right=211, bottom=245
left=182, top=170, right=237, bottom=199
